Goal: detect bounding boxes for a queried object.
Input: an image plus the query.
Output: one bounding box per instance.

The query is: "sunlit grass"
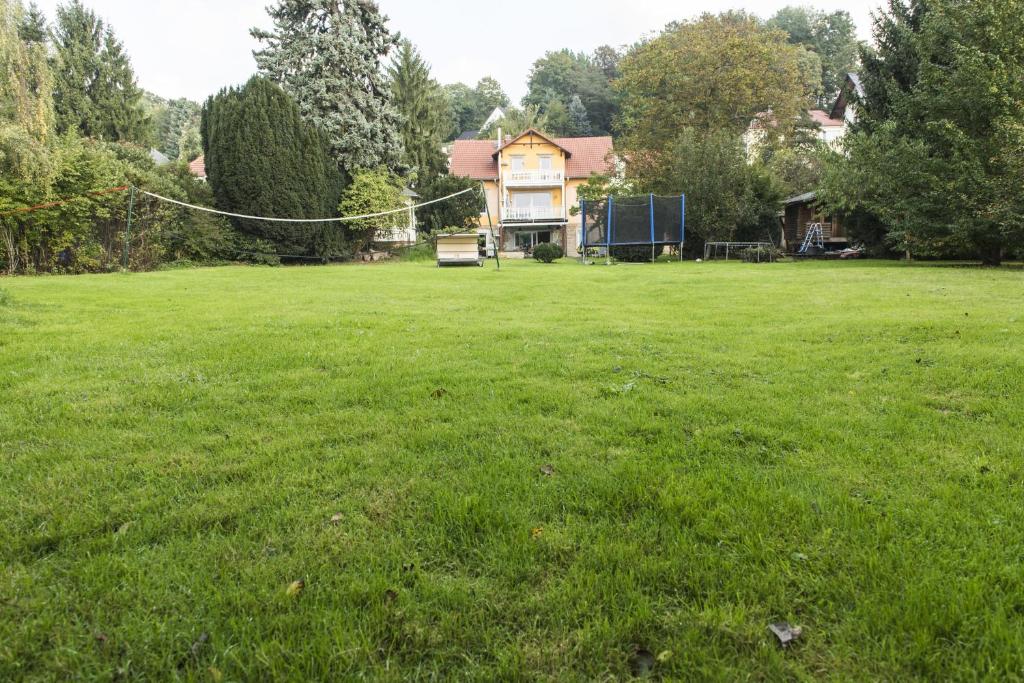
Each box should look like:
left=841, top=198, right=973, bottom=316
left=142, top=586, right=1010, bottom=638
left=1, top=259, right=1022, bottom=680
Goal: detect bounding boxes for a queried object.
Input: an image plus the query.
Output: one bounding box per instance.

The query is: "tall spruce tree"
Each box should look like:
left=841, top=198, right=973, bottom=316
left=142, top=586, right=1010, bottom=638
left=388, top=39, right=447, bottom=178
left=252, top=0, right=404, bottom=176
left=201, top=77, right=344, bottom=258
left=50, top=0, right=148, bottom=142
left=567, top=95, right=592, bottom=136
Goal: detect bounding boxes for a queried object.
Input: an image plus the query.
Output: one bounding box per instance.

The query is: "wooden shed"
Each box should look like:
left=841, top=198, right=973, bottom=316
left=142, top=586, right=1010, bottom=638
left=781, top=192, right=849, bottom=252
left=436, top=233, right=483, bottom=267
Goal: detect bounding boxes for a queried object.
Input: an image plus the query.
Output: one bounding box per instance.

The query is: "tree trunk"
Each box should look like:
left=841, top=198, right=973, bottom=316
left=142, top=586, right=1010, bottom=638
left=980, top=244, right=1003, bottom=267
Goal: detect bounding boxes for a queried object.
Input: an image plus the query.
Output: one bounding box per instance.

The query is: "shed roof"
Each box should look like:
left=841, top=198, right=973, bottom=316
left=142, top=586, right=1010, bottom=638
left=188, top=155, right=206, bottom=178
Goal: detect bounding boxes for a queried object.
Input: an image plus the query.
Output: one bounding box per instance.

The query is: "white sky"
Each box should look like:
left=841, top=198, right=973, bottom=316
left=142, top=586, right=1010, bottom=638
left=32, top=0, right=880, bottom=104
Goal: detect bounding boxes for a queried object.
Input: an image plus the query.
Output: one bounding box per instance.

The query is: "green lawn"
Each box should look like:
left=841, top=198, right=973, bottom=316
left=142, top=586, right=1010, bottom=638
left=1, top=259, right=1023, bottom=681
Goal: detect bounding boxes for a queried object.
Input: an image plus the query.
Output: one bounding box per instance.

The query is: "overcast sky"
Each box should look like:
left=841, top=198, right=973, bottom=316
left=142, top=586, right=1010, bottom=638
left=32, top=0, right=880, bottom=104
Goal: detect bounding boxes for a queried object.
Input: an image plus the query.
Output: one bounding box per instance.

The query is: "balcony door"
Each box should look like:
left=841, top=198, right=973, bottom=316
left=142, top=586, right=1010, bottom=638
left=512, top=192, right=552, bottom=211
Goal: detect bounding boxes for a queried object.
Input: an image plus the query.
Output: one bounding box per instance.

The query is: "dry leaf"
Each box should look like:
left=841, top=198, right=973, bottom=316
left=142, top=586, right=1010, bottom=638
left=540, top=464, right=554, bottom=477
left=329, top=513, right=343, bottom=525
left=208, top=666, right=223, bottom=682
left=286, top=579, right=305, bottom=597
left=431, top=387, right=448, bottom=399
left=531, top=526, right=543, bottom=538
left=656, top=650, right=673, bottom=663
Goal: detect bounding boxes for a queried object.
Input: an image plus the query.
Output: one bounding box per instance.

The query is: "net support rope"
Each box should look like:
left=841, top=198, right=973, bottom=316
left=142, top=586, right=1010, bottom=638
left=138, top=187, right=477, bottom=224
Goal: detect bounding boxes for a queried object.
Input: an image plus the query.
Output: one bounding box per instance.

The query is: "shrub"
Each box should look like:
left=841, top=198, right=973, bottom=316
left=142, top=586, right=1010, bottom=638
left=533, top=242, right=564, bottom=263
left=737, top=245, right=783, bottom=263
left=611, top=245, right=653, bottom=262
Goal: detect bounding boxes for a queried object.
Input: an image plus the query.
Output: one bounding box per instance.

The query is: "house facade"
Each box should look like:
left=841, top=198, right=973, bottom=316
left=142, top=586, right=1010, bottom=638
left=448, top=129, right=615, bottom=256
left=745, top=73, right=865, bottom=158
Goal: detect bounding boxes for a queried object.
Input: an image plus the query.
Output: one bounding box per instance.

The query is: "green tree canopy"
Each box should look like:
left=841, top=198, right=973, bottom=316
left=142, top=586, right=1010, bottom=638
left=201, top=76, right=344, bottom=259
left=50, top=0, right=149, bottom=143
left=768, top=7, right=862, bottom=106
left=337, top=167, right=403, bottom=252
left=523, top=49, right=617, bottom=135
left=388, top=39, right=448, bottom=178
left=819, top=0, right=1024, bottom=264
left=252, top=0, right=404, bottom=176
left=617, top=12, right=809, bottom=185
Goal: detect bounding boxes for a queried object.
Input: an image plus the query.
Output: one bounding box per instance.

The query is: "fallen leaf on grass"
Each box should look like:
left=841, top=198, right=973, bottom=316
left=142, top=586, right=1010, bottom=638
left=431, top=387, right=448, bottom=399
left=208, top=666, right=223, bottom=682
left=656, top=650, right=673, bottom=663
left=768, top=622, right=803, bottom=647
left=329, top=513, right=343, bottom=525
left=115, top=521, right=134, bottom=535
left=531, top=526, right=543, bottom=539
left=540, top=464, right=554, bottom=477
left=628, top=648, right=656, bottom=677
left=286, top=580, right=305, bottom=597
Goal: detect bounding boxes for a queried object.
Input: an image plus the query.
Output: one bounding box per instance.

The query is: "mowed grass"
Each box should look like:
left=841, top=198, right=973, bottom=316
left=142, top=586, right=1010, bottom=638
left=1, top=259, right=1023, bottom=681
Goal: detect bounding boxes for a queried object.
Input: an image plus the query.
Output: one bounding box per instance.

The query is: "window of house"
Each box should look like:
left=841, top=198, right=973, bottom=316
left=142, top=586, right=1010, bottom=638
left=510, top=156, right=525, bottom=172
left=512, top=192, right=552, bottom=209
left=539, top=155, right=552, bottom=170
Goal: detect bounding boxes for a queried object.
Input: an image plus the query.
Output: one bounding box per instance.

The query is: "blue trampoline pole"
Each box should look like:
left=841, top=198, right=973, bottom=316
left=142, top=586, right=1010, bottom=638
left=580, top=199, right=587, bottom=264
left=680, top=194, right=686, bottom=262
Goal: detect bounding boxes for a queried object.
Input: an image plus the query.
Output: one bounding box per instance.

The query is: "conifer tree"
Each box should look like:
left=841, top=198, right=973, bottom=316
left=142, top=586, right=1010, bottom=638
left=201, top=77, right=344, bottom=259
left=567, top=95, right=592, bottom=136
left=388, top=39, right=447, bottom=178
left=50, top=0, right=149, bottom=142
left=252, top=0, right=404, bottom=176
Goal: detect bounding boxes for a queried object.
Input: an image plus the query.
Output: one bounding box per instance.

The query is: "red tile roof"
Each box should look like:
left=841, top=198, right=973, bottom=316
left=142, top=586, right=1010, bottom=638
left=556, top=136, right=614, bottom=178
left=808, top=109, right=844, bottom=128
left=449, top=140, right=498, bottom=179
left=188, top=155, right=206, bottom=178
left=448, top=135, right=614, bottom=180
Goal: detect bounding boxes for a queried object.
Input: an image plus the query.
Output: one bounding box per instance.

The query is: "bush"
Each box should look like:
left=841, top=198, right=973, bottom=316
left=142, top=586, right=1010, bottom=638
left=610, top=245, right=653, bottom=262
left=737, top=245, right=783, bottom=263
left=533, top=242, right=564, bottom=263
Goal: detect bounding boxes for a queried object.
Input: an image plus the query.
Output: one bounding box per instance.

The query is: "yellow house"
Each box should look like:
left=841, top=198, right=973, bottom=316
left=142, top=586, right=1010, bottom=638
left=448, top=129, right=615, bottom=256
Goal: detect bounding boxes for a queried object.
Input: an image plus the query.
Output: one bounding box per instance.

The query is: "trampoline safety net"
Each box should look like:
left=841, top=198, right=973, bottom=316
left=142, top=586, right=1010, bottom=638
left=581, top=195, right=685, bottom=248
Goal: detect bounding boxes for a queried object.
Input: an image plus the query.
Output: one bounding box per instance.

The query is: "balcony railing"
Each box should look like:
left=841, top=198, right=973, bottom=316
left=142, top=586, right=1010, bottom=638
left=502, top=206, right=565, bottom=222
left=504, top=169, right=564, bottom=186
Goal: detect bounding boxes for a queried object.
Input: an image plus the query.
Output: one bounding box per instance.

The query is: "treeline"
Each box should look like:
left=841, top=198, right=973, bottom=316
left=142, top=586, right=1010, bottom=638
left=0, top=0, right=246, bottom=274
left=818, top=0, right=1024, bottom=265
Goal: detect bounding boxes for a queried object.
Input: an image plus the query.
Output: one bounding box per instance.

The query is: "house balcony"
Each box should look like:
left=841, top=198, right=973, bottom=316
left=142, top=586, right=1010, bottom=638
left=504, top=170, right=565, bottom=187
left=501, top=206, right=566, bottom=223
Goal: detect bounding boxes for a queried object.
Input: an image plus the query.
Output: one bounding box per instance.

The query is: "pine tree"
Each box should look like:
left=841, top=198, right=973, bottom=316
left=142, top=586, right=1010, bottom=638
left=252, top=0, right=404, bottom=176
left=388, top=39, right=448, bottom=178
left=567, top=95, right=592, bottom=136
left=51, top=0, right=149, bottom=142
left=201, top=77, right=345, bottom=259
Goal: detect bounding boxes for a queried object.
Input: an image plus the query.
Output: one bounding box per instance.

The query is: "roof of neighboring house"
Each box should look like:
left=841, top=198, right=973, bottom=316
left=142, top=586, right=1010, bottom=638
left=149, top=148, right=171, bottom=166
left=449, top=131, right=615, bottom=180
left=449, top=140, right=500, bottom=179
left=808, top=110, right=845, bottom=128
left=188, top=155, right=206, bottom=178
left=493, top=129, right=573, bottom=157
left=456, top=130, right=479, bottom=141
left=848, top=73, right=865, bottom=98
left=784, top=191, right=817, bottom=206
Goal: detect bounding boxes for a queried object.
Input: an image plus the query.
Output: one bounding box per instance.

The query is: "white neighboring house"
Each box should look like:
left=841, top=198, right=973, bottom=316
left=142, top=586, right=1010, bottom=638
left=374, top=188, right=419, bottom=247
left=149, top=149, right=171, bottom=167
left=481, top=106, right=505, bottom=131
left=744, top=73, right=864, bottom=159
